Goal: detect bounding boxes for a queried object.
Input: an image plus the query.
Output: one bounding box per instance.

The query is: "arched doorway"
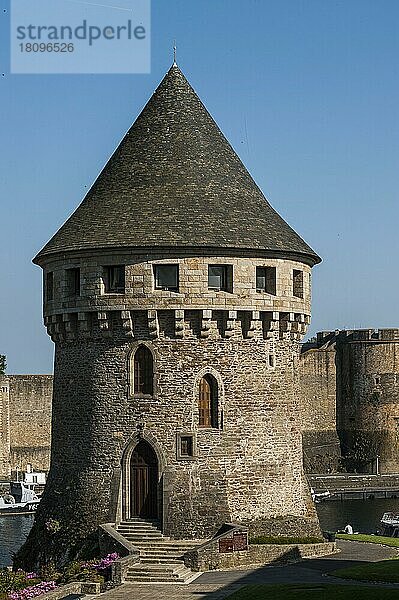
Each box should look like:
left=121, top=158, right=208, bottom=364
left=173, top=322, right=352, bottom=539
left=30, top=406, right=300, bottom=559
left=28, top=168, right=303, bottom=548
left=130, top=440, right=158, bottom=519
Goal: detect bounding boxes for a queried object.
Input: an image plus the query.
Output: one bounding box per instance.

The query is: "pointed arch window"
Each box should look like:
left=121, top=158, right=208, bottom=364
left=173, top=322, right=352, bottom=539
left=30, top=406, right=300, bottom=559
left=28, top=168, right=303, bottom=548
left=133, top=346, right=154, bottom=396
left=199, top=375, right=218, bottom=428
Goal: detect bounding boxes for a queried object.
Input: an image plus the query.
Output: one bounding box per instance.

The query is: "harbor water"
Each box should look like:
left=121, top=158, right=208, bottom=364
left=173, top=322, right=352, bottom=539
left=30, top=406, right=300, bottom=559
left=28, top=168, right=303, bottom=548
left=0, top=514, right=34, bottom=567
left=1, top=498, right=399, bottom=567
left=316, top=497, right=399, bottom=534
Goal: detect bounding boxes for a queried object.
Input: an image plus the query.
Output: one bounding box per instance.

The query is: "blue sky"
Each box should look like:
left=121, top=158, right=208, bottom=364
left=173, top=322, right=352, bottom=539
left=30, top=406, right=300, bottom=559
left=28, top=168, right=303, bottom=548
left=1, top=0, right=398, bottom=373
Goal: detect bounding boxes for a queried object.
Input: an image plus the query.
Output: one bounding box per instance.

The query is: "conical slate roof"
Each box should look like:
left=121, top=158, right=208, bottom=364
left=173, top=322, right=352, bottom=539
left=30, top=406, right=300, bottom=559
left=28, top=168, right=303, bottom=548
left=34, top=64, right=320, bottom=265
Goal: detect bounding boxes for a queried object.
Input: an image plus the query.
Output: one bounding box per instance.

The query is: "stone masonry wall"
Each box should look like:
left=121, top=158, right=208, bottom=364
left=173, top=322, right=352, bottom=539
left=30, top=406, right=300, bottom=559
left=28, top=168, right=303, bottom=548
left=300, top=329, right=399, bottom=475
left=298, top=346, right=341, bottom=473
left=7, top=376, right=52, bottom=475
left=0, top=376, right=11, bottom=478
left=19, top=312, right=319, bottom=567
left=336, top=332, right=399, bottom=473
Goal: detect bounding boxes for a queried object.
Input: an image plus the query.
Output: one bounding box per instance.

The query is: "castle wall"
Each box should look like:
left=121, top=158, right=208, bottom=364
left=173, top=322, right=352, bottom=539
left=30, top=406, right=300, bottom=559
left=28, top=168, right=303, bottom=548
left=298, top=346, right=341, bottom=473
left=299, top=329, right=399, bottom=475
left=336, top=330, right=399, bottom=474
left=0, top=376, right=11, bottom=478
left=0, top=376, right=53, bottom=478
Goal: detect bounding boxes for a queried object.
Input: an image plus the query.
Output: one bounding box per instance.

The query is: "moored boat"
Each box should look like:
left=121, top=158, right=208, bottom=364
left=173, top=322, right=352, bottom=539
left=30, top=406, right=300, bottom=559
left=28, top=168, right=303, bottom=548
left=0, top=482, right=41, bottom=515
left=310, top=487, right=334, bottom=503
left=380, top=512, right=399, bottom=537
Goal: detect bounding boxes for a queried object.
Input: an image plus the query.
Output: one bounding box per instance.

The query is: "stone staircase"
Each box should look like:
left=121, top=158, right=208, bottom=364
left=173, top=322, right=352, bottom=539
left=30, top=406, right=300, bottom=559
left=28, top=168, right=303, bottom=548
left=116, top=518, right=202, bottom=583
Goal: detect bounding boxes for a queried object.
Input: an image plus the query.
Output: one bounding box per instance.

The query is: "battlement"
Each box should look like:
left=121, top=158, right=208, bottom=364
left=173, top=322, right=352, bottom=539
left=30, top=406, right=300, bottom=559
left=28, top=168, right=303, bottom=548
left=303, top=329, right=399, bottom=351
left=45, top=309, right=311, bottom=343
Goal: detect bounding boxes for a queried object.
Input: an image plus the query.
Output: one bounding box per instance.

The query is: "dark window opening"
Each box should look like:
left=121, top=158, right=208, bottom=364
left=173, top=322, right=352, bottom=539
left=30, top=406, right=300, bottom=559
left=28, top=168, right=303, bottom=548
left=154, top=264, right=179, bottom=291
left=199, top=374, right=218, bottom=428
left=66, top=268, right=80, bottom=297
left=104, top=265, right=125, bottom=293
left=46, top=272, right=54, bottom=301
left=256, top=266, right=276, bottom=295
left=208, top=265, right=233, bottom=292
left=133, top=346, right=154, bottom=395
left=269, top=354, right=275, bottom=368
left=374, top=376, right=381, bottom=385
left=293, top=269, right=303, bottom=298
left=180, top=436, right=193, bottom=457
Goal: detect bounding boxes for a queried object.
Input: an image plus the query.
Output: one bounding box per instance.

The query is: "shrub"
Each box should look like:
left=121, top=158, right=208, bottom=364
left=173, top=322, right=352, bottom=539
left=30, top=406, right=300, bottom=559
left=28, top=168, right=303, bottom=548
left=0, top=570, right=39, bottom=595
left=62, top=561, right=103, bottom=585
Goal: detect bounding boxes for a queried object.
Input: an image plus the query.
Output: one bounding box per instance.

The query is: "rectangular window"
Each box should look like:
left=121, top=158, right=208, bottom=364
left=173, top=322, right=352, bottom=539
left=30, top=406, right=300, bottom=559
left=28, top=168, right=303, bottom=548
left=46, top=272, right=54, bottom=301
left=256, top=266, right=276, bottom=294
left=180, top=436, right=193, bottom=457
left=176, top=432, right=196, bottom=460
left=104, top=265, right=125, bottom=293
left=66, top=268, right=80, bottom=297
left=208, top=265, right=233, bottom=292
left=293, top=269, right=303, bottom=298
left=154, top=264, right=179, bottom=291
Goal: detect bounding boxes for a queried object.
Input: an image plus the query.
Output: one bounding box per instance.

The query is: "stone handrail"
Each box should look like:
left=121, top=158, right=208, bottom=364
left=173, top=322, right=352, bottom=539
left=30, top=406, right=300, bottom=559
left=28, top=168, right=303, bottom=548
left=99, top=522, right=140, bottom=584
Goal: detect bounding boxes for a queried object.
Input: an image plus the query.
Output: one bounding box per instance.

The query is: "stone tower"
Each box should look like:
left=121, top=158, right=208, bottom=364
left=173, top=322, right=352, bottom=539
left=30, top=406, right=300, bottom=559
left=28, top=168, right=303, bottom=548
left=335, top=329, right=399, bottom=473
left=20, top=64, right=321, bottom=567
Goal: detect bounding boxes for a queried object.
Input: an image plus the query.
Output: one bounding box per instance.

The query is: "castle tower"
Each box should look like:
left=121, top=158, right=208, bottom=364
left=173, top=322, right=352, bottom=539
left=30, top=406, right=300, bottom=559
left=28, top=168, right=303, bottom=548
left=20, top=64, right=321, bottom=566
left=335, top=329, right=399, bottom=473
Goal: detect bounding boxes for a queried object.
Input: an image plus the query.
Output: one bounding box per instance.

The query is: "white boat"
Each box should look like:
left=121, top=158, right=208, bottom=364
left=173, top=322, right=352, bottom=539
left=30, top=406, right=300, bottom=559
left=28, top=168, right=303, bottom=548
left=0, top=481, right=41, bottom=515
left=380, top=512, right=399, bottom=537
left=310, top=487, right=333, bottom=503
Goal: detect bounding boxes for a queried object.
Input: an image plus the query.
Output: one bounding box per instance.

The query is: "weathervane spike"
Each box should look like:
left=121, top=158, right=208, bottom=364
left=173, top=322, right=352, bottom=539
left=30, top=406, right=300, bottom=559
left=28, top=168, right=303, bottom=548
left=173, top=41, right=177, bottom=65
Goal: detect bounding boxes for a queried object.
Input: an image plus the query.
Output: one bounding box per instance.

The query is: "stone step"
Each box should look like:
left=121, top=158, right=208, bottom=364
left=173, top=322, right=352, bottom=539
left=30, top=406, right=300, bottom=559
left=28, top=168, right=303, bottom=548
left=140, top=550, right=185, bottom=556
left=117, top=532, right=165, bottom=537
left=117, top=529, right=164, bottom=538
left=120, top=517, right=160, bottom=523
left=128, top=563, right=186, bottom=573
left=133, top=541, right=197, bottom=548
left=140, top=558, right=184, bottom=564
left=117, top=523, right=161, bottom=531
left=124, top=573, right=192, bottom=583
left=125, top=565, right=193, bottom=583
left=118, top=521, right=160, bottom=531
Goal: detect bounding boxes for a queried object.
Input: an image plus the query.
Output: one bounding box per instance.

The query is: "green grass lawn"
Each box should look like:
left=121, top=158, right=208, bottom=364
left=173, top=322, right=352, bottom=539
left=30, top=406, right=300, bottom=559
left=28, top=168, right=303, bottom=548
left=226, top=584, right=399, bottom=599
left=337, top=534, right=399, bottom=548
left=331, top=558, right=399, bottom=583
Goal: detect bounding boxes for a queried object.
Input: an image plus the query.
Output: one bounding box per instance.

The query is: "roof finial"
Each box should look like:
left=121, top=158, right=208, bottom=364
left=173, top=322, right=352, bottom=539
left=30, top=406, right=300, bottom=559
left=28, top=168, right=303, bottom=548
left=173, top=41, right=177, bottom=66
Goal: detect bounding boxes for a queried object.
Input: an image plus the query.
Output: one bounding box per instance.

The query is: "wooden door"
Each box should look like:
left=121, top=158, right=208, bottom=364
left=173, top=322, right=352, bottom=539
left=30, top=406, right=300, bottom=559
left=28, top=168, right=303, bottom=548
left=130, top=441, right=158, bottom=518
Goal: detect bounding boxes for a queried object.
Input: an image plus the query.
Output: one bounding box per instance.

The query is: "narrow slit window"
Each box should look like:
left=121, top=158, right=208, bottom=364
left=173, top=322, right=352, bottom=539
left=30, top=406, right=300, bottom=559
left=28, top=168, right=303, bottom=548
left=293, top=269, right=303, bottom=298
left=256, top=266, right=276, bottom=295
left=133, top=346, right=154, bottom=395
left=46, top=272, right=54, bottom=301
left=66, top=268, right=80, bottom=297
left=154, top=264, right=179, bottom=291
left=104, top=265, right=125, bottom=293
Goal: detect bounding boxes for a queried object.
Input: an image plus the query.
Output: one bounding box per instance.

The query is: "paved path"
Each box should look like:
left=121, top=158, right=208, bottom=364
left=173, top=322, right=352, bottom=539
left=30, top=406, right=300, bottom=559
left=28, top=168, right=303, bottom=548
left=91, top=540, right=398, bottom=599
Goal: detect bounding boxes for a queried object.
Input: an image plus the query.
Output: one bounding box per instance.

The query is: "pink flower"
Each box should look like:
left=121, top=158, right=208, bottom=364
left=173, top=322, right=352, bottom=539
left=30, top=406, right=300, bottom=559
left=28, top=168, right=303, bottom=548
left=8, top=581, right=57, bottom=599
